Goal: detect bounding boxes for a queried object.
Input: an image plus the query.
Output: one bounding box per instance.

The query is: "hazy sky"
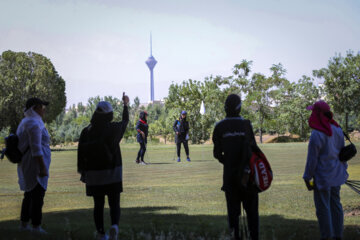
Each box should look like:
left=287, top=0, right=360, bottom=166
left=1, top=0, right=359, bottom=107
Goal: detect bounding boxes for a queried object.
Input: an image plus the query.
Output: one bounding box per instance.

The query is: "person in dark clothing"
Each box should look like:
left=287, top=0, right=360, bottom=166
left=212, top=94, right=259, bottom=240
left=77, top=93, right=129, bottom=240
left=173, top=110, right=190, bottom=162
left=136, top=111, right=149, bottom=165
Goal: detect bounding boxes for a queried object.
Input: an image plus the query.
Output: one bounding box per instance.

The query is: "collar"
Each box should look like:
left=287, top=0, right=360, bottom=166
left=225, top=116, right=243, bottom=120
left=24, top=107, right=43, bottom=121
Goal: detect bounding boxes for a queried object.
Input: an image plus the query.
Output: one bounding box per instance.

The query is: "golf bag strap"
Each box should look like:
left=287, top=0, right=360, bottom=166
left=342, top=130, right=352, bottom=144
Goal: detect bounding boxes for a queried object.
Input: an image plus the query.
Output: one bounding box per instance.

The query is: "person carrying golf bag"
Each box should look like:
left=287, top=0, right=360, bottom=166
left=303, top=100, right=348, bottom=240
left=212, top=94, right=259, bottom=240
left=136, top=111, right=148, bottom=165
left=77, top=93, right=129, bottom=240
left=173, top=111, right=190, bottom=162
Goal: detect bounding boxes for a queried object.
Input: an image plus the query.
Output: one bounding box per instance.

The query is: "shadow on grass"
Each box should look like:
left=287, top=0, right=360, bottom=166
left=0, top=206, right=359, bottom=240
left=50, top=148, right=77, bottom=152
left=194, top=159, right=214, bottom=162
left=148, top=162, right=174, bottom=165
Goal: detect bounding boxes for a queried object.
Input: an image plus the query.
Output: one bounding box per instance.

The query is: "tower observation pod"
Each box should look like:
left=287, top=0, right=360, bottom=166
left=145, top=33, right=157, bottom=102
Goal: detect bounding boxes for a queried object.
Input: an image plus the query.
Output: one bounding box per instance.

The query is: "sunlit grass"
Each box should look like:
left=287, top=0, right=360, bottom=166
left=0, top=143, right=359, bottom=239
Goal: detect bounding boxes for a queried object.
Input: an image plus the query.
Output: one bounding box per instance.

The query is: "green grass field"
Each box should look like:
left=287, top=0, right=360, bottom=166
left=0, top=143, right=359, bottom=240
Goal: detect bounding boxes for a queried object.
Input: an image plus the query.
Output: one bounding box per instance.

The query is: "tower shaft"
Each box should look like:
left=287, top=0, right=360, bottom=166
left=150, top=69, right=154, bottom=101
left=145, top=33, right=157, bottom=102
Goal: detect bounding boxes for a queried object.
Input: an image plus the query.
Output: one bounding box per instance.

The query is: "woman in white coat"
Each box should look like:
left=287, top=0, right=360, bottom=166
left=17, top=97, right=51, bottom=234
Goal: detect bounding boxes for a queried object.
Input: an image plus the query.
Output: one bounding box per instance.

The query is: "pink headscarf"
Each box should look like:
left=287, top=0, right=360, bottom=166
left=307, top=100, right=339, bottom=136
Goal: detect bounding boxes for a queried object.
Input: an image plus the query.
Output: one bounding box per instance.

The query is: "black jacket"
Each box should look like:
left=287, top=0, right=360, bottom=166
left=173, top=118, right=189, bottom=143
left=78, top=106, right=129, bottom=172
left=212, top=116, right=257, bottom=192
left=136, top=119, right=148, bottom=143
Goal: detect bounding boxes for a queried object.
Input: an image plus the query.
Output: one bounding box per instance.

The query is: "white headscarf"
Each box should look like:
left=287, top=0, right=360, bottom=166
left=24, top=106, right=43, bottom=122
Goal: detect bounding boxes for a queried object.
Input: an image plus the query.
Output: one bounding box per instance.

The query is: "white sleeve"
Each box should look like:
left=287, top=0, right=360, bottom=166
left=26, top=122, right=43, bottom=157
left=303, top=131, right=321, bottom=181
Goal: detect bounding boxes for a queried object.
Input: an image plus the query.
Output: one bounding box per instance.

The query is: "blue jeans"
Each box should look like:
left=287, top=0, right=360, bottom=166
left=313, top=186, right=343, bottom=239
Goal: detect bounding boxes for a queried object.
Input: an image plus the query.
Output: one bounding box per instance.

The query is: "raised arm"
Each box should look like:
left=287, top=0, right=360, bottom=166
left=113, top=93, right=129, bottom=143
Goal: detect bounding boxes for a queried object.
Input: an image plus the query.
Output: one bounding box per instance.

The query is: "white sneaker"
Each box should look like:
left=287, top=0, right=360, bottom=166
left=140, top=161, right=147, bottom=165
left=109, top=225, right=119, bottom=240
left=32, top=226, right=48, bottom=234
left=95, top=232, right=108, bottom=240
left=19, top=223, right=32, bottom=232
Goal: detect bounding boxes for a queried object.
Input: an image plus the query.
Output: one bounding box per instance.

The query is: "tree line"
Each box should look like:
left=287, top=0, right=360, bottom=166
left=1, top=50, right=359, bottom=145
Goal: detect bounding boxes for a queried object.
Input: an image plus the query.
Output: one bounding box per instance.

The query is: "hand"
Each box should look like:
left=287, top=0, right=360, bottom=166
left=241, top=173, right=250, bottom=188
left=304, top=180, right=314, bottom=191
left=35, top=156, right=48, bottom=177
left=122, top=92, right=129, bottom=106
left=39, top=166, right=48, bottom=177
left=176, top=132, right=179, bottom=135
left=141, top=132, right=145, bottom=139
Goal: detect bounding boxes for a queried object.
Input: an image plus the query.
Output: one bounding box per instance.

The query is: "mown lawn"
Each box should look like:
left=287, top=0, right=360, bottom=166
left=0, top=143, right=359, bottom=240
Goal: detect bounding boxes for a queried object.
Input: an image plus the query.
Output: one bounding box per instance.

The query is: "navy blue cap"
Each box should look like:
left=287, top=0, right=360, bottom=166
left=25, top=97, right=49, bottom=111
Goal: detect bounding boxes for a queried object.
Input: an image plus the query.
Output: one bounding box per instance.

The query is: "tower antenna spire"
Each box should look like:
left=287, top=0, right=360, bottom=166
left=150, top=32, right=152, bottom=56
left=145, top=32, right=157, bottom=102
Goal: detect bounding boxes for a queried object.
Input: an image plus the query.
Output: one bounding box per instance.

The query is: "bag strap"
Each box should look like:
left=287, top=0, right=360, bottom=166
left=339, top=124, right=352, bottom=144
left=23, top=146, right=30, bottom=155
left=343, top=130, right=353, bottom=144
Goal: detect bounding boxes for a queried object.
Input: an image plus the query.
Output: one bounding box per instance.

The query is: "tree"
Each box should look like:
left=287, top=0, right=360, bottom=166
left=200, top=75, right=228, bottom=140
left=133, top=97, right=140, bottom=109
left=149, top=114, right=172, bottom=144
left=244, top=73, right=270, bottom=143
left=0, top=50, right=66, bottom=132
left=229, top=59, right=252, bottom=96
left=165, top=76, right=227, bottom=143
left=166, top=79, right=202, bottom=143
left=313, top=50, right=360, bottom=133
left=275, top=76, right=319, bottom=140
left=243, top=63, right=288, bottom=143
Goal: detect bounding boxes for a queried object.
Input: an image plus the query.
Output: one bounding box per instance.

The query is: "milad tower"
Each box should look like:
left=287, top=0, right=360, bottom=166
left=145, top=33, right=157, bottom=102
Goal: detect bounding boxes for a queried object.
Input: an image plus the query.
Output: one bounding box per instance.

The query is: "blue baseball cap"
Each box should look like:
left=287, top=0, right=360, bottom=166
left=25, top=97, right=49, bottom=111
left=96, top=101, right=113, bottom=114
left=181, top=110, right=187, bottom=115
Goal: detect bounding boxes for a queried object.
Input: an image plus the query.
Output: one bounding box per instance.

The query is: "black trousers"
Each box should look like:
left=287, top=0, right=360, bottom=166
left=176, top=141, right=189, bottom=157
left=137, top=142, right=146, bottom=161
left=225, top=189, right=259, bottom=240
left=93, top=193, right=121, bottom=234
left=20, top=184, right=46, bottom=226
